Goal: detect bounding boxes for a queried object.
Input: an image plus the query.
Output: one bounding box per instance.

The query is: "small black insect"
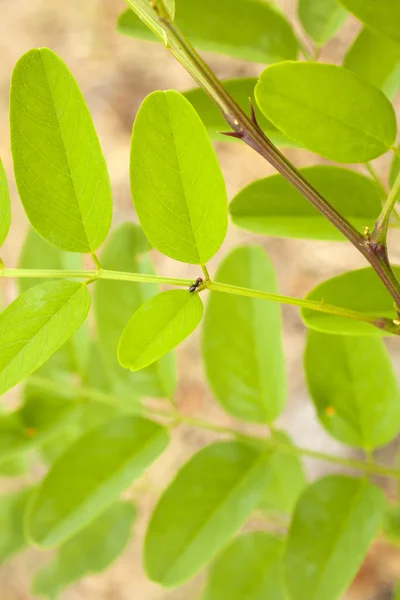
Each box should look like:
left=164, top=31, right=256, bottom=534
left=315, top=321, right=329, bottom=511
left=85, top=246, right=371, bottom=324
left=189, top=277, right=203, bottom=293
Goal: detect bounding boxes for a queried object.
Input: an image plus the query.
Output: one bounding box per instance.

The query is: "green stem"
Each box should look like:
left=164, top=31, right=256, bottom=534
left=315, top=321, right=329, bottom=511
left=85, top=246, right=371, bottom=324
left=27, top=375, right=400, bottom=480
left=372, top=169, right=400, bottom=246
left=2, top=267, right=398, bottom=332
left=201, top=264, right=210, bottom=280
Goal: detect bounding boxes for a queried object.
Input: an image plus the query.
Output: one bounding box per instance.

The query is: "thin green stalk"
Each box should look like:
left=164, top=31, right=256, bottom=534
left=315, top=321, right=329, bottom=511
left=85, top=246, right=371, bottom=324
left=372, top=169, right=400, bottom=245
left=208, top=281, right=400, bottom=335
left=2, top=267, right=398, bottom=331
left=27, top=375, right=400, bottom=480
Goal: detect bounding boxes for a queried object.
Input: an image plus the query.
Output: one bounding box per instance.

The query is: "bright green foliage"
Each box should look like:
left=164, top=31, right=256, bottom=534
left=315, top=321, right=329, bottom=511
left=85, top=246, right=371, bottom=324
left=301, top=266, right=400, bottom=335
left=144, top=441, right=271, bottom=587
left=203, top=532, right=286, bottom=600
left=298, top=0, right=347, bottom=45
left=382, top=504, right=400, bottom=547
left=26, top=416, right=168, bottom=547
left=202, top=246, right=285, bottom=424
left=10, top=48, right=112, bottom=253
left=0, top=159, right=11, bottom=247
left=230, top=166, right=382, bottom=241
left=284, top=476, right=385, bottom=600
left=389, top=153, right=400, bottom=188
left=118, top=289, right=203, bottom=373
left=305, top=331, right=400, bottom=449
left=18, top=228, right=90, bottom=378
left=255, top=62, right=396, bottom=163
left=184, top=79, right=297, bottom=147
left=344, top=28, right=400, bottom=99
left=120, top=0, right=299, bottom=63
left=258, top=431, right=306, bottom=515
left=130, top=90, right=227, bottom=264
left=0, top=281, right=90, bottom=396
left=0, top=488, right=32, bottom=565
left=338, top=0, right=400, bottom=44
left=0, top=389, right=80, bottom=464
left=95, top=223, right=176, bottom=398
left=32, top=501, right=136, bottom=599
left=396, top=583, right=400, bottom=600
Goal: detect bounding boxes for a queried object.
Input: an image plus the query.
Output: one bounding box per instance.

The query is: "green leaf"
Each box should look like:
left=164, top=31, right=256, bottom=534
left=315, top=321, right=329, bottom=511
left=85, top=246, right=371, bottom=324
left=118, top=289, right=203, bottom=373
left=0, top=159, right=11, bottom=247
left=258, top=431, right=306, bottom=515
left=203, top=532, right=286, bottom=600
left=338, top=0, right=400, bottom=44
left=19, top=228, right=90, bottom=378
left=0, top=389, right=80, bottom=464
left=95, top=223, right=176, bottom=399
left=119, top=0, right=299, bottom=63
left=305, top=331, right=400, bottom=449
left=382, top=504, right=400, bottom=547
left=389, top=153, right=400, bottom=188
left=202, top=246, right=285, bottom=424
left=26, top=416, right=169, bottom=547
left=32, top=501, right=136, bottom=599
left=284, top=475, right=385, bottom=600
left=0, top=488, right=33, bottom=565
left=255, top=62, right=396, bottom=163
left=396, top=583, right=400, bottom=600
left=144, top=441, right=271, bottom=587
left=230, top=166, right=382, bottom=240
left=10, top=48, right=112, bottom=253
left=184, top=79, right=298, bottom=147
left=0, top=455, right=28, bottom=477
left=344, top=28, right=400, bottom=99
left=298, top=0, right=347, bottom=45
left=0, top=281, right=90, bottom=396
left=301, top=266, right=400, bottom=336
left=130, top=90, right=227, bottom=264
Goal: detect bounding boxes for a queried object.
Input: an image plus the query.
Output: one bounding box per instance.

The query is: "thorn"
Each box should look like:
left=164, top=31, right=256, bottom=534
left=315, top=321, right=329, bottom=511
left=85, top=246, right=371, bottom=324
left=249, top=97, right=259, bottom=128
left=219, top=130, right=243, bottom=139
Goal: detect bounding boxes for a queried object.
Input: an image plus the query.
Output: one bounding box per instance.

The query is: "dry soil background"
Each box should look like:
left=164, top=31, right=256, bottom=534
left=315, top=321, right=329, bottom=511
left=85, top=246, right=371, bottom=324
left=1, top=0, right=400, bottom=598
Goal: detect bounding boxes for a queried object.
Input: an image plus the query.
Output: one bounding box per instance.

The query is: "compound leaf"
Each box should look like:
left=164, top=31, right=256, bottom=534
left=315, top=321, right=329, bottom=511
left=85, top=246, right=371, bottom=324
left=338, top=0, right=400, bottom=44
left=0, top=159, right=11, bottom=247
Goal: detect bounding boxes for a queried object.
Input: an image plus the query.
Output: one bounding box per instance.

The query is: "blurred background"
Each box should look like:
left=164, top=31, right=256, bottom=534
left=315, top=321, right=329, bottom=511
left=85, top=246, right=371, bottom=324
left=1, top=0, right=400, bottom=598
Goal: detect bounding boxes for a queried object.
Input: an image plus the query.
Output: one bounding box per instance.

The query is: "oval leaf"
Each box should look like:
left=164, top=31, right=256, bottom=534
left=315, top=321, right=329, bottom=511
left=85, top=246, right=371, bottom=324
left=0, top=281, right=90, bottom=396
left=144, top=441, right=271, bottom=587
left=301, top=266, right=400, bottom=336
left=202, top=246, right=285, bottom=424
left=298, top=0, right=347, bottom=45
left=284, top=475, right=385, bottom=600
left=230, top=166, right=382, bottom=240
left=32, top=501, right=136, bottom=598
left=203, top=532, right=286, bottom=600
left=118, top=289, right=203, bottom=372
left=255, top=62, right=396, bottom=163
left=120, top=0, right=299, bottom=63
left=26, top=416, right=168, bottom=547
left=95, top=223, right=176, bottom=398
left=184, top=79, right=297, bottom=147
left=130, top=90, right=227, bottom=264
left=344, top=28, right=400, bottom=99
left=305, top=331, right=400, bottom=449
left=10, top=48, right=112, bottom=253
left=0, top=159, right=11, bottom=247
left=338, top=0, right=400, bottom=44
